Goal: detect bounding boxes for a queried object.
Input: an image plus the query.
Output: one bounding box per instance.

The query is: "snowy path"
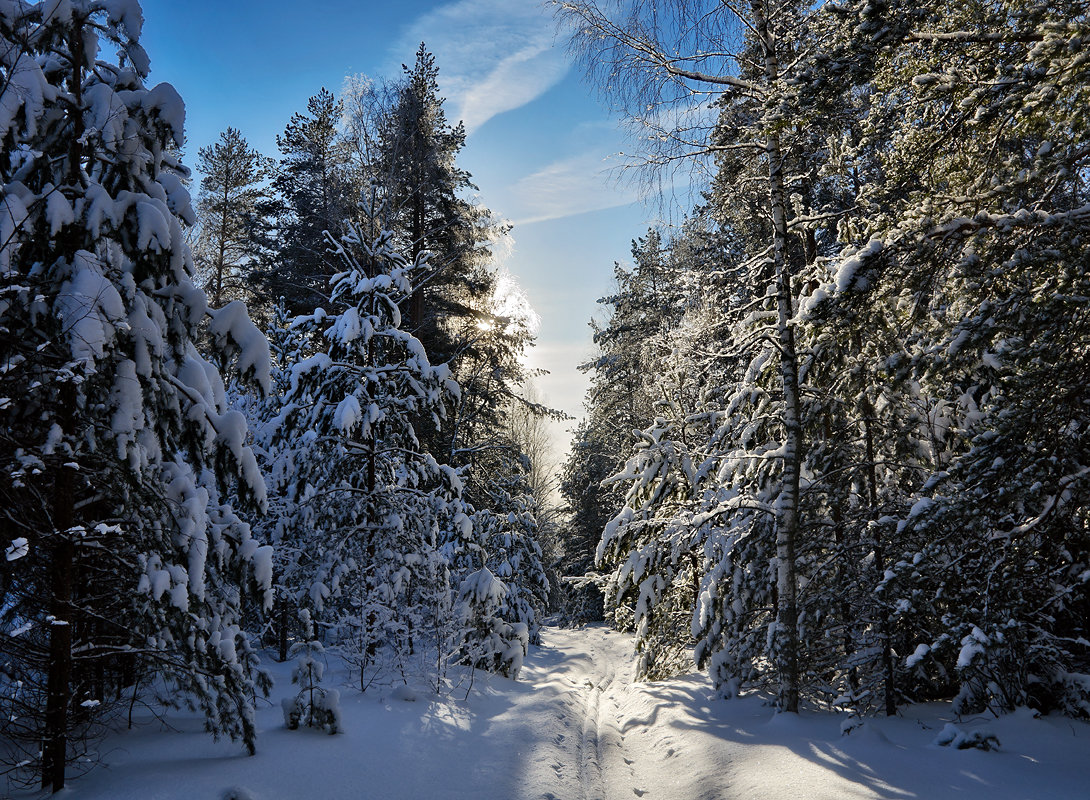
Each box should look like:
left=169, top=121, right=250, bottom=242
left=48, top=624, right=1090, bottom=800
left=519, top=625, right=638, bottom=800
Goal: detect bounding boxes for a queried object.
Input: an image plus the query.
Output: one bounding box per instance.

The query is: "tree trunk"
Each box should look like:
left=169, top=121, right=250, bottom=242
left=278, top=591, right=290, bottom=663
left=215, top=178, right=229, bottom=307
left=752, top=0, right=803, bottom=714
left=43, top=472, right=75, bottom=792
left=408, top=189, right=425, bottom=328
left=863, top=406, right=897, bottom=715
left=43, top=20, right=87, bottom=787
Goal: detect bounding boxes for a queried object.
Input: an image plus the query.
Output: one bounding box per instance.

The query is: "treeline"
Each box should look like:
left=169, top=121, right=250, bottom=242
left=0, top=3, right=556, bottom=792
left=559, top=0, right=1090, bottom=720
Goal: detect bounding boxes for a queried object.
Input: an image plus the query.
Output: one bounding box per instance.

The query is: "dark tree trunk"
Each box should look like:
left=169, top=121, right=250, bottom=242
left=278, top=593, right=290, bottom=663
left=44, top=22, right=86, bottom=785
left=43, top=478, right=74, bottom=792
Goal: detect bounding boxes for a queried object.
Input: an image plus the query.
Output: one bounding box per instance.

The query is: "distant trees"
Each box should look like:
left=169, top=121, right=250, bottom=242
left=557, top=0, right=1090, bottom=720
left=559, top=228, right=690, bottom=626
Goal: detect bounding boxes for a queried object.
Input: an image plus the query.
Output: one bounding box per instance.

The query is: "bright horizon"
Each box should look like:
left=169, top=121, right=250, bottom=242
left=139, top=0, right=658, bottom=464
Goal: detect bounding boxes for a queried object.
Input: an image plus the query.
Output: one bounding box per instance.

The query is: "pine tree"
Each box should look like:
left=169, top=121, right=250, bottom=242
left=264, top=88, right=354, bottom=313
left=561, top=226, right=693, bottom=630
left=473, top=459, right=551, bottom=645
left=557, top=0, right=867, bottom=710
left=250, top=299, right=309, bottom=662
left=0, top=2, right=273, bottom=789
left=558, top=0, right=818, bottom=710
left=346, top=46, right=535, bottom=491
left=267, top=197, right=464, bottom=670
left=193, top=126, right=274, bottom=310
left=558, top=421, right=615, bottom=621
left=372, top=45, right=497, bottom=352
left=282, top=638, right=341, bottom=734
left=560, top=0, right=1090, bottom=722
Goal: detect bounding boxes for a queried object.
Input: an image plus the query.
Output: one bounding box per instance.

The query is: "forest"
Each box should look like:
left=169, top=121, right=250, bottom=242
left=1, top=0, right=1088, bottom=796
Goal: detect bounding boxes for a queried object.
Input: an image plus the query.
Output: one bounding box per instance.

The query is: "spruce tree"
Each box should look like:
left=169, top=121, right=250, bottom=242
left=347, top=46, right=535, bottom=488
left=815, top=0, right=1090, bottom=716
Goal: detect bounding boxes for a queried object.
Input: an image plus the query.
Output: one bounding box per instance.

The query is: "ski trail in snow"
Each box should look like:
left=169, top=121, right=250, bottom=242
left=579, top=675, right=603, bottom=800
left=523, top=624, right=644, bottom=800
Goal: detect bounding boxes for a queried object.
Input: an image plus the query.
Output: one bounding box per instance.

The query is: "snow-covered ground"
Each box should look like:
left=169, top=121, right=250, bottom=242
left=26, top=625, right=1090, bottom=800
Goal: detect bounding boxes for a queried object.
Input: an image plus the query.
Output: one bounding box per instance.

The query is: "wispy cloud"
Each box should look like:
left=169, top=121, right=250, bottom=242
left=394, top=0, right=570, bottom=135
left=508, top=149, right=641, bottom=226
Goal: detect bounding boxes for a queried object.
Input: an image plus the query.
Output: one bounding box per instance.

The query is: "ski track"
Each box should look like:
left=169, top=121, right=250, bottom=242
left=524, top=624, right=645, bottom=800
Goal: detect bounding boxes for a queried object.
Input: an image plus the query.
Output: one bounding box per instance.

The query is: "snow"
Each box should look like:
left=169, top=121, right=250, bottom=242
left=42, top=625, right=1090, bottom=800
left=905, top=642, right=930, bottom=668
left=833, top=238, right=883, bottom=293
left=135, top=198, right=172, bottom=251
left=207, top=300, right=272, bottom=394
left=56, top=251, right=125, bottom=364
left=333, top=393, right=361, bottom=433
left=906, top=496, right=934, bottom=521
left=958, top=627, right=989, bottom=669
left=45, top=187, right=74, bottom=236
left=4, top=536, right=28, bottom=560
left=102, top=0, right=145, bottom=38
left=84, top=83, right=127, bottom=149
left=328, top=305, right=364, bottom=345
left=0, top=53, right=52, bottom=140
left=0, top=190, right=29, bottom=275
left=934, top=722, right=1000, bottom=751
left=143, top=82, right=186, bottom=147
left=157, top=171, right=195, bottom=225
left=252, top=545, right=274, bottom=595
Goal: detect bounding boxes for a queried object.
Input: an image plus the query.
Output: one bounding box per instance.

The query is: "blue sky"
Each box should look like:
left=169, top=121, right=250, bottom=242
left=139, top=0, right=653, bottom=459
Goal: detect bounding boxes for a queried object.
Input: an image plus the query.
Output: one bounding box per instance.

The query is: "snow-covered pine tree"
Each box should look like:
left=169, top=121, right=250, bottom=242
left=367, top=45, right=498, bottom=356
left=267, top=196, right=464, bottom=673
left=250, top=299, right=308, bottom=662
left=346, top=46, right=541, bottom=519
left=561, top=227, right=693, bottom=626
left=473, top=468, right=550, bottom=646
left=505, top=381, right=566, bottom=610
left=282, top=638, right=341, bottom=735
left=558, top=0, right=846, bottom=711
left=0, top=1, right=273, bottom=790
left=445, top=511, right=529, bottom=681
left=558, top=420, right=617, bottom=621
left=596, top=398, right=705, bottom=679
